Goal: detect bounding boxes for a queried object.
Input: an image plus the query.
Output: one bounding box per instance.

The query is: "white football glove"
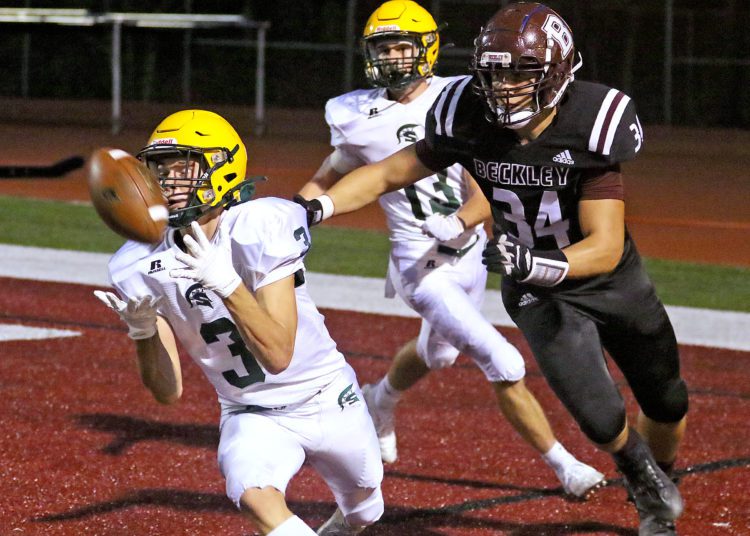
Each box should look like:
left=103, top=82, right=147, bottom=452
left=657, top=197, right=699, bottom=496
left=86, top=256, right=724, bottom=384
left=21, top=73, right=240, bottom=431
left=170, top=221, right=242, bottom=299
left=421, top=213, right=466, bottom=242
left=94, top=291, right=161, bottom=340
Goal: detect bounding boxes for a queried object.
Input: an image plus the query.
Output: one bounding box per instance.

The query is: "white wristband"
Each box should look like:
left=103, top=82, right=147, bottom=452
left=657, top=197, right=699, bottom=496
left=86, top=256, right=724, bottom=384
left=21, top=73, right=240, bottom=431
left=521, top=257, right=570, bottom=287
left=315, top=194, right=335, bottom=221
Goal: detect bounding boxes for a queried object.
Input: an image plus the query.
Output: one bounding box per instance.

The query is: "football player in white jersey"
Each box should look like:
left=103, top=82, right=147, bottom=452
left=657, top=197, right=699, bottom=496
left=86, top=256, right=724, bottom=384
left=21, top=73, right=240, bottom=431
left=297, top=0, right=604, bottom=499
left=94, top=110, right=383, bottom=536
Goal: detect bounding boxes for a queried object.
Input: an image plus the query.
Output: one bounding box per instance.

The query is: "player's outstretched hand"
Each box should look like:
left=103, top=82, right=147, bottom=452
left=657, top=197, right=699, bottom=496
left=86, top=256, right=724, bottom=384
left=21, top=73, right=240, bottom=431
left=93, top=291, right=161, bottom=340
left=482, top=233, right=569, bottom=287
left=421, top=213, right=465, bottom=241
left=170, top=221, right=242, bottom=298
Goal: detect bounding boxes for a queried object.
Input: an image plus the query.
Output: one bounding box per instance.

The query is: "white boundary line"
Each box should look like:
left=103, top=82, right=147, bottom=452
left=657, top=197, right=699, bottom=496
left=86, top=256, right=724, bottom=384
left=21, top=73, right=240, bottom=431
left=1, top=244, right=748, bottom=352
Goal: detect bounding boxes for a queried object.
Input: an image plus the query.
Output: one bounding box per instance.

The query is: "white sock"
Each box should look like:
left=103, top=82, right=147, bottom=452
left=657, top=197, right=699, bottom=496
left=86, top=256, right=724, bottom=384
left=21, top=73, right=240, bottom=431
left=267, top=515, right=317, bottom=535
left=541, top=441, right=578, bottom=473
left=374, top=376, right=401, bottom=409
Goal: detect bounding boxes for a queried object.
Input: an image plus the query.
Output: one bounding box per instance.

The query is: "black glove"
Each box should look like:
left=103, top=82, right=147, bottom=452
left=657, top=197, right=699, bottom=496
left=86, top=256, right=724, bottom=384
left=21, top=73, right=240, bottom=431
left=482, top=233, right=569, bottom=287
left=293, top=195, right=325, bottom=227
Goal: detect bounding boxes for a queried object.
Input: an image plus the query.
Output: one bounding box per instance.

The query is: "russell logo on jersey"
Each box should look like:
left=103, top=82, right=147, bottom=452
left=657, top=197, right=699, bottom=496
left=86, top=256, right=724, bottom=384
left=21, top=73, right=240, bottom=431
left=147, top=259, right=166, bottom=274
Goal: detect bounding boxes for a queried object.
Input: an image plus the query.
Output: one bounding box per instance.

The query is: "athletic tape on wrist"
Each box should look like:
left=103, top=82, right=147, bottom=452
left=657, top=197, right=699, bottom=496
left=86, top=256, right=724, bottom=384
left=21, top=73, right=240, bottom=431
left=521, top=250, right=569, bottom=287
left=316, top=194, right=335, bottom=221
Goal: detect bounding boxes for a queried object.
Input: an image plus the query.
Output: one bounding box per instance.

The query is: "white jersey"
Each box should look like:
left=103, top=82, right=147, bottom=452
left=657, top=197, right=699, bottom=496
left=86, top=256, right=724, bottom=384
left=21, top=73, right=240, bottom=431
left=325, top=76, right=478, bottom=245
left=108, top=198, right=346, bottom=410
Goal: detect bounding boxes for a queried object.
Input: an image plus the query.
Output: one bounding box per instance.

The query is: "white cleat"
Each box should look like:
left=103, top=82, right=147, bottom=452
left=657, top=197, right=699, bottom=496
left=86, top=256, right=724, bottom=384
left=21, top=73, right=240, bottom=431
left=317, top=507, right=365, bottom=535
left=362, top=383, right=398, bottom=463
left=555, top=461, right=606, bottom=499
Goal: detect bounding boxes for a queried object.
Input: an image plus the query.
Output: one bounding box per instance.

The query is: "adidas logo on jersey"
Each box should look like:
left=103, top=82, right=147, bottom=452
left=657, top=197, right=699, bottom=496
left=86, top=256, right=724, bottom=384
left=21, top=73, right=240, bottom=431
left=552, top=150, right=575, bottom=165
left=518, top=293, right=538, bottom=307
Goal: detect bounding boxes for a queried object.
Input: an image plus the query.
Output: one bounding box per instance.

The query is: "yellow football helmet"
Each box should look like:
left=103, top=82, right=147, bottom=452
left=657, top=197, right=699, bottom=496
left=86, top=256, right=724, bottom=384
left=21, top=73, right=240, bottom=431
left=362, top=0, right=439, bottom=89
left=137, top=109, right=256, bottom=228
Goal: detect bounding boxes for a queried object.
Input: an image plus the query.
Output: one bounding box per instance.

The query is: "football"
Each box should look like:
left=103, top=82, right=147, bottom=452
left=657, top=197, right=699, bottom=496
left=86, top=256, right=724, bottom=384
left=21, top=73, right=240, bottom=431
left=87, top=148, right=168, bottom=244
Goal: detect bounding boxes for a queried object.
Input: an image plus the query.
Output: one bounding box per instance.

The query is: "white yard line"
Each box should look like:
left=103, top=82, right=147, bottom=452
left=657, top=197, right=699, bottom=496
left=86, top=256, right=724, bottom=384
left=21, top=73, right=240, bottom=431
left=0, top=325, right=80, bottom=341
left=1, top=243, right=748, bottom=352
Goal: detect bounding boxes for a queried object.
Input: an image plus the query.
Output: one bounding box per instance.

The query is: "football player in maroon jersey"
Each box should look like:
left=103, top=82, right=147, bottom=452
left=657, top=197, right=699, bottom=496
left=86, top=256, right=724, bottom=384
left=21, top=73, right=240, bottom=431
left=294, top=3, right=687, bottom=534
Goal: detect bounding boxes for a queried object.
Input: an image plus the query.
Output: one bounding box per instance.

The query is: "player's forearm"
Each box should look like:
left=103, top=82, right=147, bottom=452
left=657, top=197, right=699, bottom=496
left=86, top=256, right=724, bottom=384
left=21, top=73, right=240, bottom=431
left=456, top=187, right=492, bottom=229
left=563, top=199, right=625, bottom=277
left=563, top=235, right=624, bottom=277
left=325, top=163, right=390, bottom=215
left=135, top=325, right=182, bottom=404
left=299, top=155, right=345, bottom=199
left=223, top=285, right=295, bottom=375
left=326, top=144, right=432, bottom=216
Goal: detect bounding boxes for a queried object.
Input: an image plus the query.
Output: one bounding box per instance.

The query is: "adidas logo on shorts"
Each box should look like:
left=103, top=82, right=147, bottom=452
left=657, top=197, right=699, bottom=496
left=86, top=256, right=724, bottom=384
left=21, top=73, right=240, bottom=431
left=518, top=293, right=539, bottom=307
left=552, top=150, right=575, bottom=165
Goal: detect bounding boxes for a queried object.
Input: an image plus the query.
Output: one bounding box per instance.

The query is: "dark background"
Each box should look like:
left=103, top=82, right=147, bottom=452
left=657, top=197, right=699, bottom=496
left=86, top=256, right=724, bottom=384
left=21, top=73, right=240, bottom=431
left=1, top=0, right=748, bottom=128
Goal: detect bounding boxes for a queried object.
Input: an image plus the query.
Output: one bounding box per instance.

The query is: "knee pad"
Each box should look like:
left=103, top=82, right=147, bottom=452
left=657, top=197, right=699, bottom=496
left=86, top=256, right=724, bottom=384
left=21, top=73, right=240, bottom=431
left=342, top=487, right=384, bottom=527
left=577, top=401, right=628, bottom=446
left=473, top=340, right=525, bottom=383
left=639, top=378, right=689, bottom=423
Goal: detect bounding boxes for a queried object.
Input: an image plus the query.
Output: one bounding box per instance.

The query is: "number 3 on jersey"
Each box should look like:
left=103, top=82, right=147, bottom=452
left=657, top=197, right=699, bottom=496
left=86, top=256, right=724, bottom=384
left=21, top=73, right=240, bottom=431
left=201, top=317, right=265, bottom=388
left=493, top=188, right=570, bottom=248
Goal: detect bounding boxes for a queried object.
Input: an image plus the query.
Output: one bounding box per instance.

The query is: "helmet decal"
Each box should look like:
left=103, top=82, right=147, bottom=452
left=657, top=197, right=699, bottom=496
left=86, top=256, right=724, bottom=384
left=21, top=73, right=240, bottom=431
left=541, top=14, right=573, bottom=57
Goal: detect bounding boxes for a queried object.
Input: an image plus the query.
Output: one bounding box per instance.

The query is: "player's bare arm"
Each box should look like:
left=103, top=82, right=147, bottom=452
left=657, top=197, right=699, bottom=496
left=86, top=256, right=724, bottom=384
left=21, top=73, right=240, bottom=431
left=298, top=153, right=346, bottom=199
left=135, top=316, right=183, bottom=404
left=454, top=172, right=492, bottom=229
left=562, top=198, right=625, bottom=278
left=94, top=291, right=182, bottom=404
left=325, top=144, right=433, bottom=217
left=170, top=221, right=297, bottom=374
left=223, top=275, right=298, bottom=375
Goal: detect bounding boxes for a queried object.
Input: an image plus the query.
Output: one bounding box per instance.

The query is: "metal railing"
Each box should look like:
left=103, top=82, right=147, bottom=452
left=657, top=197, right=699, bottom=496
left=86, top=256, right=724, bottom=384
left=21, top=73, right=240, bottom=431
left=0, top=8, right=270, bottom=134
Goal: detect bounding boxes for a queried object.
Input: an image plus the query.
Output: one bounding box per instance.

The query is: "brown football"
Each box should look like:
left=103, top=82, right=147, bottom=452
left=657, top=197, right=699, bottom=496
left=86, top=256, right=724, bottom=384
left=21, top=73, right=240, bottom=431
left=87, top=147, right=168, bottom=244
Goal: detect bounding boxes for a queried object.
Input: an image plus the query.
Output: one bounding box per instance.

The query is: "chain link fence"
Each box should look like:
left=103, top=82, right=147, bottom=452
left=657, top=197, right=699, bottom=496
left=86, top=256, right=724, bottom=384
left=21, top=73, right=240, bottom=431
left=1, top=0, right=748, bottom=128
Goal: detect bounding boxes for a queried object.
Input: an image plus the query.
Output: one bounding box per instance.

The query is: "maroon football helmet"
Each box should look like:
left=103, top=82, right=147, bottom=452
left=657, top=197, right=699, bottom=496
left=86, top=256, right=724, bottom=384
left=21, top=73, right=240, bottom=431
left=470, top=2, right=581, bottom=127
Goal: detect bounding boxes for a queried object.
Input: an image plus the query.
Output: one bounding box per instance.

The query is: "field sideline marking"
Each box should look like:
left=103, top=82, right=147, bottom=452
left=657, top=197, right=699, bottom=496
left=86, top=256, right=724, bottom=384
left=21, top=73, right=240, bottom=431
left=0, top=324, right=80, bottom=341
left=0, top=244, right=748, bottom=352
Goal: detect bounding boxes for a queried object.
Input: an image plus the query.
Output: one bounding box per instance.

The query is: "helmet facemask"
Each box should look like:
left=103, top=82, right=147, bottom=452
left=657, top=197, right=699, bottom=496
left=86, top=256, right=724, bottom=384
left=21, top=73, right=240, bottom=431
left=473, top=54, right=574, bottom=128
left=362, top=32, right=435, bottom=90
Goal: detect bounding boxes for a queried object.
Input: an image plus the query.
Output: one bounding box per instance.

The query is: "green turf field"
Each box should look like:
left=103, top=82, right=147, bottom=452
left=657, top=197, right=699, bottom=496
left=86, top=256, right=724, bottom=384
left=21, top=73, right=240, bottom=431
left=1, top=195, right=747, bottom=312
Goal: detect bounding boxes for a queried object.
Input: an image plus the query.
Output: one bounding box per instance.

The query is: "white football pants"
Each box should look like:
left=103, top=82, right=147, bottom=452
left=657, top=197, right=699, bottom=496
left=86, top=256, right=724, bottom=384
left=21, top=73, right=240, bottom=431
left=387, top=230, right=525, bottom=382
left=217, top=363, right=384, bottom=525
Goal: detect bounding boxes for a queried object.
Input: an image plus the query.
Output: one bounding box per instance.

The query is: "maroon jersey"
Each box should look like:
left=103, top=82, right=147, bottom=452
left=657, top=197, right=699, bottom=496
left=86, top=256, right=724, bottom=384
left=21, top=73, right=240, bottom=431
left=417, top=77, right=644, bottom=252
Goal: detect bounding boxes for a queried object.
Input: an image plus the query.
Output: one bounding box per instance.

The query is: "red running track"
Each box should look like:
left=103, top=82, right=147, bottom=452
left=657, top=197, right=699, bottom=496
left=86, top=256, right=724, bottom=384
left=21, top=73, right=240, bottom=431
left=1, top=277, right=749, bottom=535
